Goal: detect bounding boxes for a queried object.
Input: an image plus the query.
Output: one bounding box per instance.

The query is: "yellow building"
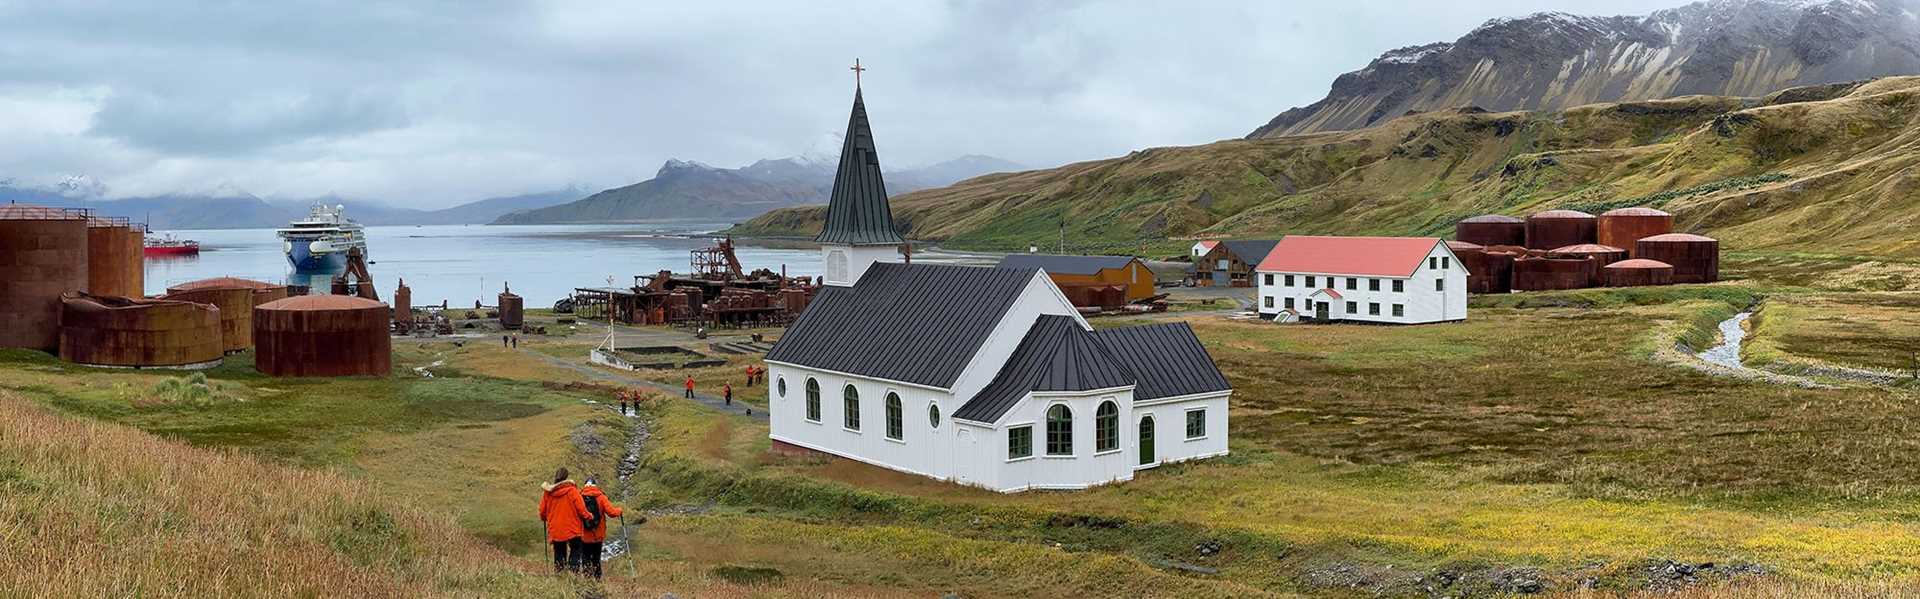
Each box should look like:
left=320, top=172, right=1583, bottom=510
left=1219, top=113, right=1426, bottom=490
left=996, top=254, right=1156, bottom=307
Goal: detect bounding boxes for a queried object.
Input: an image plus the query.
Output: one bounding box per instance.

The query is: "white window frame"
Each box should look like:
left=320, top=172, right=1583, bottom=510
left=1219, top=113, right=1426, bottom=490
left=883, top=390, right=905, bottom=443
left=1005, top=422, right=1036, bottom=462
left=1183, top=407, right=1208, bottom=441
left=1093, top=399, right=1122, bottom=455
left=1043, top=402, right=1075, bottom=458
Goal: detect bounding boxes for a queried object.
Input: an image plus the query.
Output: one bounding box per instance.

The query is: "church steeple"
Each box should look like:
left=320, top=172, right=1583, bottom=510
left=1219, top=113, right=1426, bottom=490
left=815, top=80, right=905, bottom=246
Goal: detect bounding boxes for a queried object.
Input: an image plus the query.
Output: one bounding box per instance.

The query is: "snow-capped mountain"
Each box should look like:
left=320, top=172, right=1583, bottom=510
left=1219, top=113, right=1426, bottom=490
left=1248, top=0, right=1920, bottom=137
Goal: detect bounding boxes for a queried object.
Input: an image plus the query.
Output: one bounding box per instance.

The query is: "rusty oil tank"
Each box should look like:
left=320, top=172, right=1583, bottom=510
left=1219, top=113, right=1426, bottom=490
left=498, top=283, right=524, bottom=330
left=59, top=292, right=223, bottom=368
left=1511, top=256, right=1595, bottom=291
left=166, top=278, right=279, bottom=352
left=1525, top=209, right=1597, bottom=251
left=1596, top=207, right=1673, bottom=256
left=85, top=217, right=142, bottom=297
left=1455, top=214, right=1526, bottom=247
left=1449, top=241, right=1513, bottom=294
left=253, top=294, right=392, bottom=377
left=1547, top=243, right=1629, bottom=285
left=0, top=204, right=91, bottom=351
left=1602, top=259, right=1676, bottom=287
left=1635, top=233, right=1719, bottom=283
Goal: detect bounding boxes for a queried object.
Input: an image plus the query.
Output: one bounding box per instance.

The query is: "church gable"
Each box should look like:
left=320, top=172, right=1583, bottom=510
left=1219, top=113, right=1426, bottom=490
left=953, top=315, right=1137, bottom=424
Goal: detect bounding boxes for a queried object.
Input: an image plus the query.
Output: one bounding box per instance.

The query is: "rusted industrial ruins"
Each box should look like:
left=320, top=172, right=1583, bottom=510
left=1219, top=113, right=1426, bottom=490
left=567, top=236, right=817, bottom=328
left=0, top=201, right=395, bottom=377
left=1450, top=207, right=1719, bottom=293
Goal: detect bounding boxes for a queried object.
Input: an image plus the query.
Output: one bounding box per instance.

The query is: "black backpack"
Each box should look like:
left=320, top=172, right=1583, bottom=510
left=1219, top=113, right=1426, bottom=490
left=581, top=493, right=603, bottom=531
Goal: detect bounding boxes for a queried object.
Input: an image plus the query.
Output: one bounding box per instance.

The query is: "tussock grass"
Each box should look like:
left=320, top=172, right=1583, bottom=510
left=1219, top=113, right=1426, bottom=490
left=0, top=391, right=563, bottom=597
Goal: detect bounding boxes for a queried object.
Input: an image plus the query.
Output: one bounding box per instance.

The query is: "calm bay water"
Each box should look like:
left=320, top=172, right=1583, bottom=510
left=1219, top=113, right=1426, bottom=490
left=143, top=223, right=821, bottom=308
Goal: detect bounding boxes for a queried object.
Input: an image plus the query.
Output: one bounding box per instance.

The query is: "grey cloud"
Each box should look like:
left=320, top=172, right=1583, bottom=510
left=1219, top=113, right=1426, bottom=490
left=90, top=89, right=410, bottom=155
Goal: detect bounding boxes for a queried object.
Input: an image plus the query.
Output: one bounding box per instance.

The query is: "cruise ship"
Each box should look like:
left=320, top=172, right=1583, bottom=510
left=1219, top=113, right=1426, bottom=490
left=277, top=204, right=367, bottom=271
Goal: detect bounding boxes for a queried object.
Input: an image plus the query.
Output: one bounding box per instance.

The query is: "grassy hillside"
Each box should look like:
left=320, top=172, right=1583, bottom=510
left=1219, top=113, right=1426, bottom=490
left=0, top=390, right=564, bottom=597
left=733, top=77, right=1920, bottom=258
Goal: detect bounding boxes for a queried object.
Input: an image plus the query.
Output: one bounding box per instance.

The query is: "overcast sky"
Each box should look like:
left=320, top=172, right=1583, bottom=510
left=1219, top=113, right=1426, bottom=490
left=0, top=1, right=1686, bottom=208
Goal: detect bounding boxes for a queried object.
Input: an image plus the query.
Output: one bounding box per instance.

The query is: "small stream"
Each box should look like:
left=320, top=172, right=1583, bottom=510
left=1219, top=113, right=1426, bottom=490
left=1696, top=311, right=1752, bottom=370
left=597, top=406, right=650, bottom=562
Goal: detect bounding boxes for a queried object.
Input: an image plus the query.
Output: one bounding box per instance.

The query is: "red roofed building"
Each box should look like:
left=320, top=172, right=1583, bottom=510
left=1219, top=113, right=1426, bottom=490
left=1190, top=240, right=1218, bottom=259
left=1255, top=236, right=1468, bottom=324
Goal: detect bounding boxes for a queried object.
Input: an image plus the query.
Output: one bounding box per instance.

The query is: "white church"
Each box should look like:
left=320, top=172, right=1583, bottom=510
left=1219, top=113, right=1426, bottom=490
left=763, top=78, right=1233, bottom=493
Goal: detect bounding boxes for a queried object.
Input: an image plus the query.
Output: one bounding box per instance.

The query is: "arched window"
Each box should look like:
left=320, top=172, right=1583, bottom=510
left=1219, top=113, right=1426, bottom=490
left=1045, top=404, right=1073, bottom=456
left=826, top=250, right=849, bottom=283
left=1095, top=401, right=1119, bottom=452
left=776, top=376, right=787, bottom=399
left=804, top=378, right=820, bottom=422
left=843, top=384, right=861, bottom=431
left=928, top=404, right=941, bottom=429
left=885, top=393, right=903, bottom=440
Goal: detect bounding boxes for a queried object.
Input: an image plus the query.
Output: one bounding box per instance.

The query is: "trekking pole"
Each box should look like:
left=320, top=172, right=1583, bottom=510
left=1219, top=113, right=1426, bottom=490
left=620, top=515, right=637, bottom=577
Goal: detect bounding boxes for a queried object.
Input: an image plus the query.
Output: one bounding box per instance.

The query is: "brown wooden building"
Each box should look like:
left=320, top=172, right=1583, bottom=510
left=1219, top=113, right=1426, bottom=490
left=996, top=254, right=1156, bottom=307
left=1192, top=240, right=1278, bottom=287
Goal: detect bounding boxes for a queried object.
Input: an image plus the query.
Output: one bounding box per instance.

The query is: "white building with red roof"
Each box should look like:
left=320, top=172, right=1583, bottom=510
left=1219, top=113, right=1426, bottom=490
left=1190, top=240, right=1218, bottom=258
left=1254, top=236, right=1467, bottom=324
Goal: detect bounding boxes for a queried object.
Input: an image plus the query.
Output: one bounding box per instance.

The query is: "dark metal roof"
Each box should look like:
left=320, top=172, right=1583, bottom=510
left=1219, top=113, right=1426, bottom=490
left=814, top=88, right=906, bottom=246
left=1219, top=240, right=1279, bottom=264
left=1090, top=322, right=1231, bottom=402
left=766, top=262, right=1034, bottom=388
left=995, top=254, right=1138, bottom=276
left=953, top=315, right=1136, bottom=423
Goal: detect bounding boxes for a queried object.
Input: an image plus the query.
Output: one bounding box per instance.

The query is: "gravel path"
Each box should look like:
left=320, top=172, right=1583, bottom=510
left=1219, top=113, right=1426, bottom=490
left=516, top=346, right=769, bottom=423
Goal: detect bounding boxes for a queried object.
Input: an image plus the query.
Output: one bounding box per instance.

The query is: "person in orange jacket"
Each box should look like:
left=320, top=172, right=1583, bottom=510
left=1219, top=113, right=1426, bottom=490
left=578, top=479, right=627, bottom=579
left=683, top=375, right=695, bottom=399
left=536, top=467, right=592, bottom=574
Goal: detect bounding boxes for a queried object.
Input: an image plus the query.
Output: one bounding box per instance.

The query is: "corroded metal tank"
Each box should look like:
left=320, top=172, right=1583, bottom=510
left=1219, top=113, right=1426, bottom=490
left=1525, top=209, right=1597, bottom=250
left=59, top=292, right=223, bottom=367
left=0, top=204, right=91, bottom=351
left=86, top=218, right=142, bottom=297
left=253, top=295, right=392, bottom=377
left=1450, top=241, right=1513, bottom=294
left=1548, top=243, right=1629, bottom=285
left=1602, top=259, right=1676, bottom=287
left=1511, top=256, right=1595, bottom=291
left=1597, top=207, right=1673, bottom=256
left=1456, top=215, right=1526, bottom=247
left=498, top=283, right=524, bottom=330
left=165, top=278, right=273, bottom=353
left=1635, top=233, right=1719, bottom=284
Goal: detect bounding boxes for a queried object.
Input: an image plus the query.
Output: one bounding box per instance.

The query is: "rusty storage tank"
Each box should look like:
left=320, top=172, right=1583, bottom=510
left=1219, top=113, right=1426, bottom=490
left=1456, top=215, right=1526, bottom=247
left=166, top=278, right=283, bottom=353
left=1635, top=233, right=1719, bottom=283
left=1596, top=207, right=1673, bottom=255
left=122, top=225, right=146, bottom=295
left=393, top=279, right=413, bottom=332
left=1450, top=241, right=1514, bottom=294
left=1511, top=256, right=1596, bottom=291
left=85, top=217, right=142, bottom=297
left=1524, top=209, right=1597, bottom=250
left=0, top=204, right=91, bottom=351
left=498, top=283, right=524, bottom=330
left=1602, top=259, right=1676, bottom=287
left=1548, top=243, right=1629, bottom=265
left=59, top=292, right=224, bottom=368
left=253, top=295, right=392, bottom=377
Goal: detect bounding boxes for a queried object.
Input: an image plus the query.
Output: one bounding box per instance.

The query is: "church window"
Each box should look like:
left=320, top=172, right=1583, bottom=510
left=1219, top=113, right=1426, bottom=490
left=1185, top=409, right=1207, bottom=439
left=1008, top=426, right=1032, bottom=459
left=777, top=376, right=787, bottom=399
left=804, top=378, right=820, bottom=422
left=885, top=393, right=903, bottom=440
left=1095, top=401, right=1119, bottom=452
left=1046, top=404, right=1073, bottom=456
left=843, top=385, right=861, bottom=431
left=928, top=404, right=941, bottom=429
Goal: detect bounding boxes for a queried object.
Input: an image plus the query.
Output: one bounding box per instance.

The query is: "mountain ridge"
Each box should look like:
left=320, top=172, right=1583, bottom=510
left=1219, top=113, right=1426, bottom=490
left=1247, top=0, right=1920, bottom=138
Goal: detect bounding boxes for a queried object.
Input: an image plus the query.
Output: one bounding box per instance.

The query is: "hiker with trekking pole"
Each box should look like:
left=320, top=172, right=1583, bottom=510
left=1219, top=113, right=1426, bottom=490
left=577, top=478, right=626, bottom=579
left=536, top=468, right=592, bottom=574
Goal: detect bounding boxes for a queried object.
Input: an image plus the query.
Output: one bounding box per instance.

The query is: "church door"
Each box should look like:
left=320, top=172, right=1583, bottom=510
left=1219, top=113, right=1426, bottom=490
left=1138, top=415, right=1155, bottom=466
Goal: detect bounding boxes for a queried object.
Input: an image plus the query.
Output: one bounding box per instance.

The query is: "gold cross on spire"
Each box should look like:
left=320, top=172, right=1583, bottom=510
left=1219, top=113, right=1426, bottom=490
left=850, top=58, right=865, bottom=89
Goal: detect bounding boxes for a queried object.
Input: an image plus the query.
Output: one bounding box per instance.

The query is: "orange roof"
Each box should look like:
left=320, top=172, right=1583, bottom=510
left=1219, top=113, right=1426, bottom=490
left=1256, top=236, right=1444, bottom=277
left=257, top=294, right=385, bottom=311
left=1309, top=288, right=1343, bottom=299
left=1195, top=240, right=1219, bottom=250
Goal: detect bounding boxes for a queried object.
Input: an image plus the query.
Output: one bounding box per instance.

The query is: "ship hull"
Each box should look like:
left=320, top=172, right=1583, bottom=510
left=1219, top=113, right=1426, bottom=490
left=285, top=239, right=349, bottom=272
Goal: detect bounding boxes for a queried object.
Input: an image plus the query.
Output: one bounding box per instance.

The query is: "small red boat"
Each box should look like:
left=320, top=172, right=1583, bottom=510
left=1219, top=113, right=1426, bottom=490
left=144, top=233, right=200, bottom=256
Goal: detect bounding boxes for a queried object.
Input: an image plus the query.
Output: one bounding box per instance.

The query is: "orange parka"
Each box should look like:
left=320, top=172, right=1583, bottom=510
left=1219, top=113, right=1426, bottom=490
left=537, top=480, right=591, bottom=542
left=579, top=483, right=626, bottom=543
